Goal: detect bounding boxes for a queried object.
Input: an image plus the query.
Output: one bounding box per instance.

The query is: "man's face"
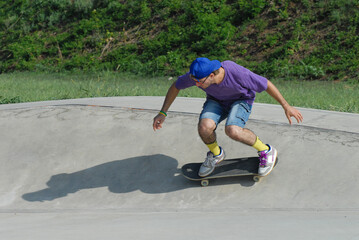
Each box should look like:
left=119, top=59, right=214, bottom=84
left=190, top=74, right=212, bottom=89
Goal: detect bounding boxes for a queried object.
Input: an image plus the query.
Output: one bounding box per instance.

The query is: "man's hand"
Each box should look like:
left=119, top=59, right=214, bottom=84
left=152, top=82, right=180, bottom=131
left=153, top=114, right=166, bottom=131
left=284, top=105, right=303, bottom=125
left=266, top=80, right=304, bottom=125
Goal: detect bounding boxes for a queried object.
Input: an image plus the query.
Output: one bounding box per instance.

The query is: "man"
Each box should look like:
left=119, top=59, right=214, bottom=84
left=153, top=57, right=303, bottom=177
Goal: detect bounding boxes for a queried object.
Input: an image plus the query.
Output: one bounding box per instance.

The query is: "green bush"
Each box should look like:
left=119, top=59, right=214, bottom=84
left=0, top=0, right=358, bottom=81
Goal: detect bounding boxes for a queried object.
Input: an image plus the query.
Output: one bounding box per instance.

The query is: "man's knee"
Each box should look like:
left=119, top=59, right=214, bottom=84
left=198, top=119, right=216, bottom=134
left=225, top=125, right=243, bottom=139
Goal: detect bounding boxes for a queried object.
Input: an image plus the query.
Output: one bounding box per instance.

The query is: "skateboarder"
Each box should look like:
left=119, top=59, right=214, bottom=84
left=153, top=57, right=303, bottom=177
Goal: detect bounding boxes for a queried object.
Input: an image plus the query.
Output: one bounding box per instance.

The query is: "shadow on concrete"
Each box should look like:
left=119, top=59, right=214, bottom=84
left=22, top=154, right=187, bottom=202
left=22, top=154, right=258, bottom=202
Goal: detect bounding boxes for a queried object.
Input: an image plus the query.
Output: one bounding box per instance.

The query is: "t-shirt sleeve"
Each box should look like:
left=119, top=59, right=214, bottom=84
left=244, top=71, right=268, bottom=93
left=175, top=72, right=196, bottom=90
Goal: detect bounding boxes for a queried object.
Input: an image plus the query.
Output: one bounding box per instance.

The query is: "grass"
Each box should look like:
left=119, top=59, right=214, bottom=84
left=0, top=71, right=358, bottom=113
left=255, top=79, right=359, bottom=113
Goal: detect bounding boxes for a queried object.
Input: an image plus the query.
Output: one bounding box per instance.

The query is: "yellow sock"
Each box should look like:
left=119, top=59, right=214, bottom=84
left=252, top=137, right=269, bottom=152
left=206, top=141, right=221, bottom=156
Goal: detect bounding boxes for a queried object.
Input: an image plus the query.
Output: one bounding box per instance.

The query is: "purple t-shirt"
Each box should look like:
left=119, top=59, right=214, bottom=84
left=175, top=60, right=268, bottom=106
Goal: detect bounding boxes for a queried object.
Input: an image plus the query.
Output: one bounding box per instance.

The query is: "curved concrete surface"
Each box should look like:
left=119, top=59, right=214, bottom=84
left=0, top=97, right=358, bottom=240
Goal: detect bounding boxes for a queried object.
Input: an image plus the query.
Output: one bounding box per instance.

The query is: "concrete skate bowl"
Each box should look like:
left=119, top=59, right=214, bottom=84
left=0, top=104, right=358, bottom=213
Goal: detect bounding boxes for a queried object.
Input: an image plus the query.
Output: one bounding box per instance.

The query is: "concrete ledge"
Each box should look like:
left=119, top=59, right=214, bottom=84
left=1, top=96, right=358, bottom=133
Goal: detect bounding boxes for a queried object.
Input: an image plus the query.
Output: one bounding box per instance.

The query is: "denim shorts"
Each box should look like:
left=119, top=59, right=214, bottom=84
left=199, top=99, right=252, bottom=128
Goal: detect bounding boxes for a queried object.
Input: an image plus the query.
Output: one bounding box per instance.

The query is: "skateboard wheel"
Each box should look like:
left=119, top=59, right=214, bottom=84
left=201, top=180, right=209, bottom=187
left=253, top=176, right=261, bottom=182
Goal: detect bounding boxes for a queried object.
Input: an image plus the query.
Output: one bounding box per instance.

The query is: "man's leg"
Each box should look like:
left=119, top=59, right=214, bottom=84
left=225, top=101, right=268, bottom=151
left=197, top=100, right=226, bottom=177
left=198, top=118, right=220, bottom=155
left=198, top=100, right=227, bottom=155
left=225, top=125, right=268, bottom=152
left=225, top=100, right=277, bottom=176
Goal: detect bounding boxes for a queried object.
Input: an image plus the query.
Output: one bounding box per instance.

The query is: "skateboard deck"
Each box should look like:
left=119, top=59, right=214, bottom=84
left=181, top=157, right=277, bottom=186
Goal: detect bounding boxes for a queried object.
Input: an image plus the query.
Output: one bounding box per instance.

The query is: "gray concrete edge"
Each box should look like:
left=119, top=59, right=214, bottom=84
left=0, top=96, right=358, bottom=133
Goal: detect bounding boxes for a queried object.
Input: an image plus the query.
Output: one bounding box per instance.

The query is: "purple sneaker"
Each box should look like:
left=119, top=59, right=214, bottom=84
left=258, top=144, right=278, bottom=176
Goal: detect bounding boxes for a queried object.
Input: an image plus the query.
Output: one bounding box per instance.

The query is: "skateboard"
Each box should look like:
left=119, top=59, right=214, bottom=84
left=181, top=157, right=277, bottom=186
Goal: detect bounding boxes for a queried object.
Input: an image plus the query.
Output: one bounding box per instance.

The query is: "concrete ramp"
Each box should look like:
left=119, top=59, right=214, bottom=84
left=0, top=97, right=358, bottom=240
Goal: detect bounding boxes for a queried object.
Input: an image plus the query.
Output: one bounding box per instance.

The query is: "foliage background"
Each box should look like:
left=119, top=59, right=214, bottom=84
left=1, top=0, right=358, bottom=81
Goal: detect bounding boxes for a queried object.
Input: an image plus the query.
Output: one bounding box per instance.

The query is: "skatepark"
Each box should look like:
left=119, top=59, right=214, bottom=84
left=0, top=96, right=358, bottom=239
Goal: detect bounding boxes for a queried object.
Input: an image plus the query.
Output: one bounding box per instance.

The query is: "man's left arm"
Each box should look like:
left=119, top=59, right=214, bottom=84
left=265, top=80, right=303, bottom=125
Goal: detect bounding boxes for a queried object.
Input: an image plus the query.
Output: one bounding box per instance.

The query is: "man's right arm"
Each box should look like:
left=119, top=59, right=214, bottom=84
left=153, top=82, right=180, bottom=131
